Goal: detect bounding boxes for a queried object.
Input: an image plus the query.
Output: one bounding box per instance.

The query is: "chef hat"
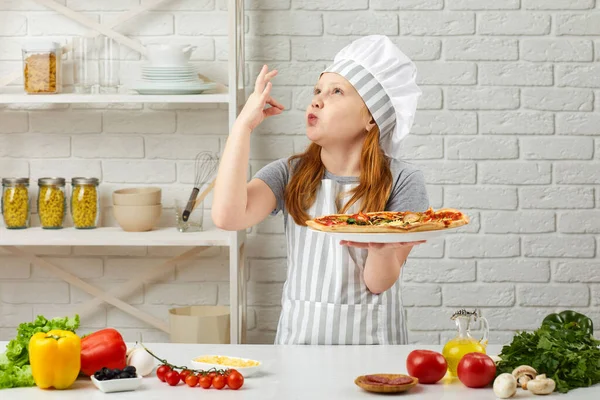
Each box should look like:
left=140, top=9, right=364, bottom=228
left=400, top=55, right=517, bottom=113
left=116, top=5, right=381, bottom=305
left=322, top=35, right=421, bottom=158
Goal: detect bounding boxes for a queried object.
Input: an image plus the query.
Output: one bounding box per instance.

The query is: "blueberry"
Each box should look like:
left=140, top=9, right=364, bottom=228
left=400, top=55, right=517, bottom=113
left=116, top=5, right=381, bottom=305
left=119, top=372, right=130, bottom=379
left=124, top=366, right=136, bottom=374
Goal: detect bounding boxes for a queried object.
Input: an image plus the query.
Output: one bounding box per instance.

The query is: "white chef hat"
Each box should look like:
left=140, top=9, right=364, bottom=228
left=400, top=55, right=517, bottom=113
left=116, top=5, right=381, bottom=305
left=322, top=35, right=421, bottom=158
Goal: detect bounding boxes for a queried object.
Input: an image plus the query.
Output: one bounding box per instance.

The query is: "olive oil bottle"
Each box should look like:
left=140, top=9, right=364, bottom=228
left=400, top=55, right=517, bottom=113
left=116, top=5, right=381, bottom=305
left=442, top=309, right=489, bottom=376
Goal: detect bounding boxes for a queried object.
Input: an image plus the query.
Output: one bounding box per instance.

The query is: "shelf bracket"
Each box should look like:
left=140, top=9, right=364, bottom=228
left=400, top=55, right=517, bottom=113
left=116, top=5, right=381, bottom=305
left=72, top=246, right=208, bottom=325
left=1, top=245, right=215, bottom=333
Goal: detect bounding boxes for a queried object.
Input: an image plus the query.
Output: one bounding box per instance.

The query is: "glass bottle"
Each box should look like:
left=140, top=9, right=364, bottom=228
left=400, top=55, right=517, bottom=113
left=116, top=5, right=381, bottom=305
left=71, top=177, right=100, bottom=229
left=442, top=309, right=489, bottom=377
left=2, top=178, right=30, bottom=229
left=37, top=177, right=66, bottom=229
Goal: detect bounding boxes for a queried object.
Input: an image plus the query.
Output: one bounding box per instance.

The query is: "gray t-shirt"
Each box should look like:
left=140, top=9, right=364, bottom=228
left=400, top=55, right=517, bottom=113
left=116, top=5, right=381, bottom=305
left=254, top=157, right=429, bottom=217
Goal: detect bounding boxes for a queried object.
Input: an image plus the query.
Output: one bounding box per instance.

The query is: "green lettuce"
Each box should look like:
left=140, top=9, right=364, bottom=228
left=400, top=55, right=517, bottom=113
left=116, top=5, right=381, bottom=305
left=0, top=354, right=34, bottom=389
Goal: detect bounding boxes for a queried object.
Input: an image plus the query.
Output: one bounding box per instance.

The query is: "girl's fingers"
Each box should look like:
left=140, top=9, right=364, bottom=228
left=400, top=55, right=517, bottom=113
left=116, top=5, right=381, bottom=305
left=264, top=70, right=278, bottom=81
left=254, top=65, right=268, bottom=93
left=262, top=81, right=273, bottom=99
left=266, top=96, right=285, bottom=110
left=263, top=106, right=283, bottom=118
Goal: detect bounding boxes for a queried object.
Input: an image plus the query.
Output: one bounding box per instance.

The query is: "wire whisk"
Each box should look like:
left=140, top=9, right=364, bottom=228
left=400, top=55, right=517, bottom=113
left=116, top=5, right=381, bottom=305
left=182, top=151, right=219, bottom=222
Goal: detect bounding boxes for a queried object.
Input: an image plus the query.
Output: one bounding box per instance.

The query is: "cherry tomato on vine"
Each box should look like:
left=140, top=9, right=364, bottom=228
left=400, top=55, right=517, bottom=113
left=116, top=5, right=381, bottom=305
left=198, top=375, right=212, bottom=389
left=185, top=374, right=199, bottom=387
left=180, top=369, right=192, bottom=380
left=208, top=371, right=218, bottom=380
left=213, top=374, right=226, bottom=390
left=156, top=365, right=171, bottom=382
left=165, top=370, right=181, bottom=386
left=227, top=370, right=244, bottom=390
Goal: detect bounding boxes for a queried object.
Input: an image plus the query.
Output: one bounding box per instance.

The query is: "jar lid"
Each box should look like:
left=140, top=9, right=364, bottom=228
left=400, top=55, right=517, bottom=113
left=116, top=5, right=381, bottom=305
left=2, top=177, right=29, bottom=185
left=71, top=177, right=99, bottom=185
left=38, top=177, right=66, bottom=186
left=22, top=39, right=61, bottom=52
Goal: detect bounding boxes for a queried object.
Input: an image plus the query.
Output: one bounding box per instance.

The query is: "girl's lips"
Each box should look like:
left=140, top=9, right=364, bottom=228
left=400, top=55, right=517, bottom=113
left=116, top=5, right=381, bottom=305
left=307, top=113, right=318, bottom=126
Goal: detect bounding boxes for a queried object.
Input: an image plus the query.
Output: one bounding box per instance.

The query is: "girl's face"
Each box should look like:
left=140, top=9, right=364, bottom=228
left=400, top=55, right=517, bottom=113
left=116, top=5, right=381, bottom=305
left=306, top=73, right=373, bottom=148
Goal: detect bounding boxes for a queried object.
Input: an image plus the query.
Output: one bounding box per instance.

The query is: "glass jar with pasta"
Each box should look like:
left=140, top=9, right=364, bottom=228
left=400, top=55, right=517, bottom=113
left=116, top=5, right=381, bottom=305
left=22, top=40, right=62, bottom=94
left=2, top=178, right=30, bottom=229
left=37, top=177, right=66, bottom=229
left=71, top=177, right=99, bottom=229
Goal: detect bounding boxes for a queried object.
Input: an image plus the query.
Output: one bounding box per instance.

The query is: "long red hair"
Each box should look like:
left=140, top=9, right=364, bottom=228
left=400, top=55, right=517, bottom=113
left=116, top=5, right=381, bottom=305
left=284, top=109, right=393, bottom=226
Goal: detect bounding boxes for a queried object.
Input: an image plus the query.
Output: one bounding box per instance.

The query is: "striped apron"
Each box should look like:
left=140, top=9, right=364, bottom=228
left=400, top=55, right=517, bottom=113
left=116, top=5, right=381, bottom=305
left=274, top=177, right=408, bottom=345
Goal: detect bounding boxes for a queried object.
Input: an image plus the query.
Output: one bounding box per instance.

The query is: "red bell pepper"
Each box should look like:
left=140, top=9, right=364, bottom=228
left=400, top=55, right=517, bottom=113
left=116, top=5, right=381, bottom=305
left=80, top=328, right=127, bottom=376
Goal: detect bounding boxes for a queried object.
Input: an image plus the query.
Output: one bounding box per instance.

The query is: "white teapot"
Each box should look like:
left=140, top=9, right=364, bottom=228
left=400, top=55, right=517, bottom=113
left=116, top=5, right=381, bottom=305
left=145, top=44, right=197, bottom=66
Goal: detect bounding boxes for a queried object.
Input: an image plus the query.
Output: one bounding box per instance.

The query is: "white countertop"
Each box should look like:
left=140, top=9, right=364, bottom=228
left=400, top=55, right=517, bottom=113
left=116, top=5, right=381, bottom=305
left=1, top=342, right=598, bottom=399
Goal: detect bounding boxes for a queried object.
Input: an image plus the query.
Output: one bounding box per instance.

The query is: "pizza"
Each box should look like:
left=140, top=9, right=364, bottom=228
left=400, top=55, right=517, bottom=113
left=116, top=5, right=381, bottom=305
left=305, top=207, right=469, bottom=233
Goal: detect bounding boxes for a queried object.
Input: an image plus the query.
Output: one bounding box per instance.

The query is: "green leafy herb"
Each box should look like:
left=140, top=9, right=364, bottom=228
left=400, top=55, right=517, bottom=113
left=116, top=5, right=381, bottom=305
left=0, top=314, right=80, bottom=389
left=0, top=354, right=34, bottom=389
left=496, top=323, right=600, bottom=393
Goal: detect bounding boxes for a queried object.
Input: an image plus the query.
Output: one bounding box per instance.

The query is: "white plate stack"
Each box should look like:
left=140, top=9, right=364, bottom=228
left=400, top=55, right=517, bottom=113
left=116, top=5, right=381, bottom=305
left=134, top=64, right=216, bottom=95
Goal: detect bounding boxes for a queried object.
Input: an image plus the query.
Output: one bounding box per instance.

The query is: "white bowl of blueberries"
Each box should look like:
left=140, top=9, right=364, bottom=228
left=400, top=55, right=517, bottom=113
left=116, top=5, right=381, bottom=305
left=91, top=366, right=143, bottom=393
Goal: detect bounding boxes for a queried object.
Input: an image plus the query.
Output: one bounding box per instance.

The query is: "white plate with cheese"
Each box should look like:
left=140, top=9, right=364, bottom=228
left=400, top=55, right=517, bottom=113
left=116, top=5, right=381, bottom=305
left=190, top=355, right=263, bottom=378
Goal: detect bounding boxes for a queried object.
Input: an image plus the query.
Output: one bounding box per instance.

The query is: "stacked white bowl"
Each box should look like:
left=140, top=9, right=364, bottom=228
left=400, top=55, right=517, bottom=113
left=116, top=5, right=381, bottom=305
left=134, top=44, right=216, bottom=95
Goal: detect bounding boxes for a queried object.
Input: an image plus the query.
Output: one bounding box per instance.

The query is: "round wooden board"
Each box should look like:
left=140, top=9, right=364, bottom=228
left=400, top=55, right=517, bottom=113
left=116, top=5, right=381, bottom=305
left=354, top=374, right=419, bottom=394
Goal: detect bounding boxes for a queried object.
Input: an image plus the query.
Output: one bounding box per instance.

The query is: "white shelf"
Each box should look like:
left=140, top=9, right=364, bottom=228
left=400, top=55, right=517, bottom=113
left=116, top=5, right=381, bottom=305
left=0, top=92, right=229, bottom=104
left=0, top=227, right=232, bottom=247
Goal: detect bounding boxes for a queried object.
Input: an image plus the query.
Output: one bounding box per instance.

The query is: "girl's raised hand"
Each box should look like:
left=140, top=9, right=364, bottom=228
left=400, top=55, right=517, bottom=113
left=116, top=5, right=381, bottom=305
left=236, top=65, right=285, bottom=131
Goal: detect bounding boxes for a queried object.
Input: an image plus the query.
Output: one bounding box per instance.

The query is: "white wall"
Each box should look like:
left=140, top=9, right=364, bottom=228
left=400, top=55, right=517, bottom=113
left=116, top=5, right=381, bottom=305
left=0, top=0, right=599, bottom=344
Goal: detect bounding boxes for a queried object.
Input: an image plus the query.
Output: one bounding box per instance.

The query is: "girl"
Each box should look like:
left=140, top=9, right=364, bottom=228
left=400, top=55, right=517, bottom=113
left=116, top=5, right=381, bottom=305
left=213, top=35, right=429, bottom=345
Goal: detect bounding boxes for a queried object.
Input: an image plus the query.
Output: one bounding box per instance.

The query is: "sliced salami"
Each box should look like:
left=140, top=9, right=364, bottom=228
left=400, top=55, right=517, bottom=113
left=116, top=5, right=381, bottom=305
left=365, top=375, right=390, bottom=384
left=388, top=376, right=414, bottom=385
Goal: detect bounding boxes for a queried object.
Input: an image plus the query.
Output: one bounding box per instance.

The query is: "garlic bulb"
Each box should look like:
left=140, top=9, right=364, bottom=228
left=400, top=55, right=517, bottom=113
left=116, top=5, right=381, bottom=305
left=127, top=347, right=156, bottom=377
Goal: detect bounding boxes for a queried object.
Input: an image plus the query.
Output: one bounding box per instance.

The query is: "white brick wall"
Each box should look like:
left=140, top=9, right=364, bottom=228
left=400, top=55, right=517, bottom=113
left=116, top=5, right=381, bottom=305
left=0, top=0, right=598, bottom=345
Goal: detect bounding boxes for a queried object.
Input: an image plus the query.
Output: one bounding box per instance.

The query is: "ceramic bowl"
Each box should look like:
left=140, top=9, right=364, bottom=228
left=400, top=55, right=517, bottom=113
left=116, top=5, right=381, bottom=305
left=113, top=204, right=162, bottom=232
left=145, top=44, right=196, bottom=66
left=91, top=374, right=143, bottom=393
left=190, top=355, right=263, bottom=378
left=112, top=187, right=161, bottom=206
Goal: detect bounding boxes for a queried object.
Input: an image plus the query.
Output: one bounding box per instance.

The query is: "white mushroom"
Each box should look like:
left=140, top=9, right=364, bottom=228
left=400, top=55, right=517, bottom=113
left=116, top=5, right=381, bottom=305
left=493, top=373, right=517, bottom=399
left=527, top=374, right=556, bottom=395
left=512, top=365, right=537, bottom=389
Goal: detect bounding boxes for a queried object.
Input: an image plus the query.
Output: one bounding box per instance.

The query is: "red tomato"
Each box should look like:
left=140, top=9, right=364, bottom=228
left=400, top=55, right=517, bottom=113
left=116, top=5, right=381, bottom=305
left=227, top=370, right=244, bottom=390
left=198, top=375, right=212, bottom=389
left=208, top=371, right=218, bottom=380
left=185, top=374, right=199, bottom=387
left=212, top=374, right=226, bottom=390
left=165, top=370, right=181, bottom=386
left=156, top=365, right=171, bottom=382
left=457, top=353, right=496, bottom=388
left=406, top=350, right=448, bottom=384
left=180, top=369, right=192, bottom=380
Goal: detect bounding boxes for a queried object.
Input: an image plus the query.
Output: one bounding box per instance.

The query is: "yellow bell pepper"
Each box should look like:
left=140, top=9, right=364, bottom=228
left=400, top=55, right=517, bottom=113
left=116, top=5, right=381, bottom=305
left=29, top=329, right=81, bottom=390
